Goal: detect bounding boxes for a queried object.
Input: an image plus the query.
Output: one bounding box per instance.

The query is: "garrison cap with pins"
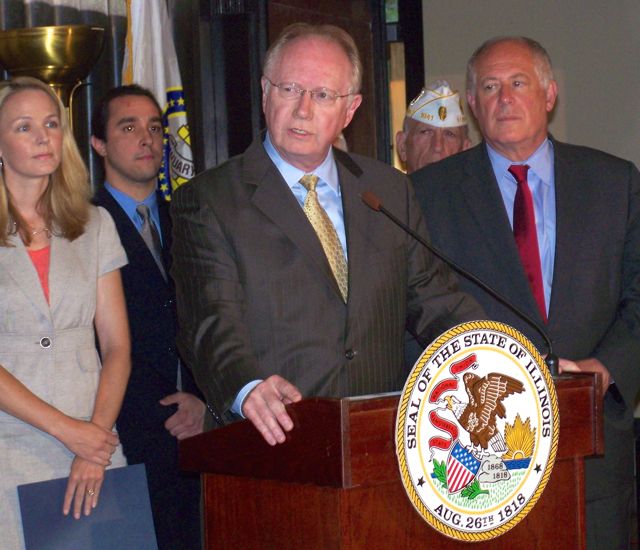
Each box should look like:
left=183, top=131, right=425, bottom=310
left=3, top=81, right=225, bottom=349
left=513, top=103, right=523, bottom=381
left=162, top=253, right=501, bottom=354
left=406, top=80, right=467, bottom=128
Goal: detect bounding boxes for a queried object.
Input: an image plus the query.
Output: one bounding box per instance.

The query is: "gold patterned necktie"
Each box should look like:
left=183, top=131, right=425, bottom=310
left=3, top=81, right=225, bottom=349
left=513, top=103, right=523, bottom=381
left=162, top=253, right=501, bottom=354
left=299, top=174, right=348, bottom=302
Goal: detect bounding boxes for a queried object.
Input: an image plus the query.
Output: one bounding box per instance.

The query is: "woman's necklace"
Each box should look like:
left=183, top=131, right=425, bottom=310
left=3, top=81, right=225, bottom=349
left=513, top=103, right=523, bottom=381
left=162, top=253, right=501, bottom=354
left=13, top=222, right=51, bottom=237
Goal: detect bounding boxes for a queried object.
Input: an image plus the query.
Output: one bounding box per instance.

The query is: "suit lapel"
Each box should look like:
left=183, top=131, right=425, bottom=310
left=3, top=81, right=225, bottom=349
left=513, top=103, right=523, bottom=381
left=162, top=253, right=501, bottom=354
left=460, top=146, right=521, bottom=263
left=0, top=234, right=51, bottom=320
left=157, top=192, right=173, bottom=273
left=337, top=151, right=367, bottom=311
left=245, top=139, right=343, bottom=300
left=48, top=230, right=81, bottom=314
left=461, top=145, right=545, bottom=321
left=548, top=142, right=580, bottom=324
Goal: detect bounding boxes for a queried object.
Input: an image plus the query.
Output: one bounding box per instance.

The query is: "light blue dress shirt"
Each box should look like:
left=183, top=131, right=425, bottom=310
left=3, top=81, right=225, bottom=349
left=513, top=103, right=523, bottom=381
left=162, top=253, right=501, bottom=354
left=263, top=132, right=348, bottom=258
left=486, top=139, right=556, bottom=313
left=104, top=183, right=163, bottom=244
left=231, top=135, right=348, bottom=416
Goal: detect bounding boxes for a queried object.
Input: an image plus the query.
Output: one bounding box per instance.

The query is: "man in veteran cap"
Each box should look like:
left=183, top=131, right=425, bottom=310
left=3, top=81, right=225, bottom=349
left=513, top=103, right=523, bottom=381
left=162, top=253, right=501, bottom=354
left=396, top=80, right=471, bottom=173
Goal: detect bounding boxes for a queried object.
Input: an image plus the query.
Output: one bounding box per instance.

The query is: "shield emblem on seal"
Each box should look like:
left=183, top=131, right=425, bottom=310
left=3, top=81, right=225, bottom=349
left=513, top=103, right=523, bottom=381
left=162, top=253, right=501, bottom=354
left=446, top=440, right=481, bottom=493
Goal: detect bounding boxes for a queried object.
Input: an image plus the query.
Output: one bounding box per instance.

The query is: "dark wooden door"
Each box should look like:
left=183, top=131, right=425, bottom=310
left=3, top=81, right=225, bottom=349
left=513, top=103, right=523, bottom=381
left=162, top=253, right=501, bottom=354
left=267, top=1, right=382, bottom=161
left=180, top=1, right=423, bottom=170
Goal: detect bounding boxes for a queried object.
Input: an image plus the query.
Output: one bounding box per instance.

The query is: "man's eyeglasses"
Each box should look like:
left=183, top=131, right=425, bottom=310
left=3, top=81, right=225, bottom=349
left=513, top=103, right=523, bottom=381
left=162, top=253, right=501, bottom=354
left=265, top=78, right=352, bottom=106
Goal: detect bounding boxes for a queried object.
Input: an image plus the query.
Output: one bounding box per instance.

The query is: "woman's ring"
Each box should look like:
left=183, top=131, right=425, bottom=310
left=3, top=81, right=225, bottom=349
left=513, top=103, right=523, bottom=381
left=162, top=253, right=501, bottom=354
left=87, top=488, right=95, bottom=496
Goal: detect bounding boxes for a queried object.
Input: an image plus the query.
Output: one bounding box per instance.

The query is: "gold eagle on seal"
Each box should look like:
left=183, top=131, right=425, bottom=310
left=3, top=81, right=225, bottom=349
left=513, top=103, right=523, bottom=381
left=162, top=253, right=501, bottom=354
left=445, top=372, right=524, bottom=452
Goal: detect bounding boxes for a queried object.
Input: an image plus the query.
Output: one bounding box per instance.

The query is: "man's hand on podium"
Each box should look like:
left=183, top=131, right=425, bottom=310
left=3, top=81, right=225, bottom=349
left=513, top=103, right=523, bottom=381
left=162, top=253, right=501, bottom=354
left=242, top=375, right=303, bottom=446
left=558, top=357, right=611, bottom=399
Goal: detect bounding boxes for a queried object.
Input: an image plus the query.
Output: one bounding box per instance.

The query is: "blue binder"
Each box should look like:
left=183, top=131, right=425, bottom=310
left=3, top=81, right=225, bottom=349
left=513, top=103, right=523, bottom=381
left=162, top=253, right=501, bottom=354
left=18, top=463, right=158, bottom=550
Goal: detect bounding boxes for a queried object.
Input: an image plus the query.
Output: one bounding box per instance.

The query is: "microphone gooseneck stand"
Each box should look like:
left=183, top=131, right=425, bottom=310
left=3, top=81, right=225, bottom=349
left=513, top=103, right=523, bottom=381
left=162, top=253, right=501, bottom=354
left=360, top=191, right=559, bottom=376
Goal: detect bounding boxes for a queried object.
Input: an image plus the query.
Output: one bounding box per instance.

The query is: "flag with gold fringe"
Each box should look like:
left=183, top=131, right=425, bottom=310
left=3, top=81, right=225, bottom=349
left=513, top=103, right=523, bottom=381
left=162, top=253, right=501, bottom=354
left=123, top=0, right=195, bottom=200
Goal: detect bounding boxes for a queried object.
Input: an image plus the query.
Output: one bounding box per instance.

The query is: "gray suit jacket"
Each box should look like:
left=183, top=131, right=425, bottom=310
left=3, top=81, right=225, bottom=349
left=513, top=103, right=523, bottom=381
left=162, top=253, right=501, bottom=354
left=412, top=139, right=640, bottom=500
left=0, top=207, right=128, bottom=549
left=0, top=207, right=128, bottom=422
left=171, top=137, right=482, bottom=422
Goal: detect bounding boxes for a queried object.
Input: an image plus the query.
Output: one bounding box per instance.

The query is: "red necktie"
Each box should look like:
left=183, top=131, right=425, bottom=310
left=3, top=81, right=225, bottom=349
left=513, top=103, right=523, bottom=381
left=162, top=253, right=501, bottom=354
left=508, top=164, right=547, bottom=322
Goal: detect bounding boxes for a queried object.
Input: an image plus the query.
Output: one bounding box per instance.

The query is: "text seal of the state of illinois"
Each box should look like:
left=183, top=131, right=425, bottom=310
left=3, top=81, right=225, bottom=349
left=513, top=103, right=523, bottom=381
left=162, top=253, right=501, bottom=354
left=396, top=320, right=559, bottom=542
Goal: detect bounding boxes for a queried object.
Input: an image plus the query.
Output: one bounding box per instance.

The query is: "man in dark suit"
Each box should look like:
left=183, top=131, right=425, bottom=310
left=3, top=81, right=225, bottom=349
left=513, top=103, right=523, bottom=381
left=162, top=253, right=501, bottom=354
left=171, top=23, right=482, bottom=447
left=91, top=85, right=204, bottom=550
left=412, top=36, right=640, bottom=549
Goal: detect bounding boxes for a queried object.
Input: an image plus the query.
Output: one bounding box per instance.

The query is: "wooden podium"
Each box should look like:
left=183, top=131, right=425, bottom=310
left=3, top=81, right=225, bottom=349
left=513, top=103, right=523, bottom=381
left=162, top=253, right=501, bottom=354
left=180, top=374, right=602, bottom=549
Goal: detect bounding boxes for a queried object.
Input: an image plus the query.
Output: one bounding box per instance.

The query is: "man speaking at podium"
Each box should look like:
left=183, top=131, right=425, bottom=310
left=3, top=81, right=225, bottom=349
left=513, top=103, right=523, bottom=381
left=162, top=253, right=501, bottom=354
left=412, top=36, right=640, bottom=549
left=171, top=24, right=481, bottom=448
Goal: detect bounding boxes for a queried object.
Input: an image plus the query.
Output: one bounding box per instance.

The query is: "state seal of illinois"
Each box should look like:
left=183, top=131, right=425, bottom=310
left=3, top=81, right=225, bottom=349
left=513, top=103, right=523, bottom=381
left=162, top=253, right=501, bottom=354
left=396, top=321, right=559, bottom=542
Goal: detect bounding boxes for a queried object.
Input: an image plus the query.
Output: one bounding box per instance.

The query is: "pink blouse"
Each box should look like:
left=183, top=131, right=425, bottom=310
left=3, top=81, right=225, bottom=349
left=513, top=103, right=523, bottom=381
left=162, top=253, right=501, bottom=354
left=27, top=246, right=50, bottom=304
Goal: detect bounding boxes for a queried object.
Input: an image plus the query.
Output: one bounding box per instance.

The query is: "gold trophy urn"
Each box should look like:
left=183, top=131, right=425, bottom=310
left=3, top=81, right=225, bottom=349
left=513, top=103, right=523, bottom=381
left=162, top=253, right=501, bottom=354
left=0, top=24, right=104, bottom=110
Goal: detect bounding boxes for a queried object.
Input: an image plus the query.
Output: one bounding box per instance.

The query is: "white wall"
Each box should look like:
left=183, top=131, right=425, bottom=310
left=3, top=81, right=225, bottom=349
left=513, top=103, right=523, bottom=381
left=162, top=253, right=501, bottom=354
left=422, top=0, right=640, bottom=167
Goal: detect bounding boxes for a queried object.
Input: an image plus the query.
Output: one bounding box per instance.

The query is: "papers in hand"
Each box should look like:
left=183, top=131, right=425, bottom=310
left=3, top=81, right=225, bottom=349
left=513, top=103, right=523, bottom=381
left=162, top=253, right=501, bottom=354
left=18, top=463, right=158, bottom=550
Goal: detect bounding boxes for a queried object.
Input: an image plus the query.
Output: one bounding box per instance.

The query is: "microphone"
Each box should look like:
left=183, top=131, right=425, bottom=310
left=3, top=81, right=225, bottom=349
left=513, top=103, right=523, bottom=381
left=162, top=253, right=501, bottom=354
left=361, top=191, right=559, bottom=376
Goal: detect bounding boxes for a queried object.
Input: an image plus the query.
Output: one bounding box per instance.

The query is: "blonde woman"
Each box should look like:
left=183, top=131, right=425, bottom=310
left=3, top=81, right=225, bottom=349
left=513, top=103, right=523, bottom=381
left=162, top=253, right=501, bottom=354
left=0, top=77, right=130, bottom=549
